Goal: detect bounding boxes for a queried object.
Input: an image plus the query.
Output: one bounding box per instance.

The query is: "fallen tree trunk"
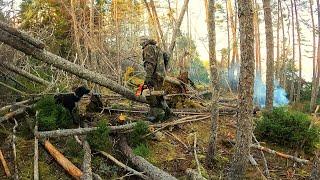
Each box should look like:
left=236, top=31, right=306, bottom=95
left=0, top=149, right=11, bottom=177
left=119, top=137, right=177, bottom=180
left=0, top=61, right=50, bottom=86
left=0, top=24, right=146, bottom=104
left=81, top=139, right=92, bottom=180
left=0, top=21, right=45, bottom=49
left=43, top=140, right=83, bottom=179
left=35, top=122, right=150, bottom=138
left=0, top=98, right=37, bottom=114
left=250, top=144, right=310, bottom=164
left=99, top=150, right=148, bottom=179
left=0, top=107, right=27, bottom=123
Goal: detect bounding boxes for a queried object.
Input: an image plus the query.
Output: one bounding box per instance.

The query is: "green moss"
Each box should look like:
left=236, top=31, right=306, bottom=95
left=133, top=143, right=150, bottom=158
left=129, top=121, right=150, bottom=147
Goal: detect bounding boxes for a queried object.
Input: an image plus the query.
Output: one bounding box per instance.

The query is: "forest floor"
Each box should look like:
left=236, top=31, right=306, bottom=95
left=0, top=94, right=316, bottom=180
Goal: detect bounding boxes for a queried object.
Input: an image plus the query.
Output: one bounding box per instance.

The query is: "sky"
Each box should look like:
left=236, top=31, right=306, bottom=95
left=4, top=0, right=317, bottom=82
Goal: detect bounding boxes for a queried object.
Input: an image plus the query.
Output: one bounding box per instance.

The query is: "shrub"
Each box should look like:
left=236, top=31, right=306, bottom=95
left=129, top=121, right=150, bottom=147
left=87, top=119, right=111, bottom=151
left=255, top=107, right=320, bottom=152
left=133, top=144, right=150, bottom=158
left=35, top=96, right=72, bottom=130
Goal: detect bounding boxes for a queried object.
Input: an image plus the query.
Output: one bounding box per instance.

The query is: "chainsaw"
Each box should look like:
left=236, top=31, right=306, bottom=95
left=135, top=84, right=165, bottom=96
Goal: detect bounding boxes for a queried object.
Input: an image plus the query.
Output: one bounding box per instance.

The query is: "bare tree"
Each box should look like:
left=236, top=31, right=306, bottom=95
left=228, top=0, right=255, bottom=178
left=205, top=0, right=219, bottom=167
left=263, top=0, right=274, bottom=110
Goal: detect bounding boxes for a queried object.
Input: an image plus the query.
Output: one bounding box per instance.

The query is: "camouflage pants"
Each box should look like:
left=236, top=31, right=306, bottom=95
left=146, top=95, right=172, bottom=122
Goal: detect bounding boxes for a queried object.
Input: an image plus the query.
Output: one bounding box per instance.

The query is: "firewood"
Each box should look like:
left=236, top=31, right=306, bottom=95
left=43, top=140, right=83, bottom=179
left=119, top=137, right=177, bottom=180
left=0, top=149, right=11, bottom=177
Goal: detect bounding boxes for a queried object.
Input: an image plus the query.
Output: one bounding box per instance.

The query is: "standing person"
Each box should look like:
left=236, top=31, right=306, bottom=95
left=139, top=36, right=172, bottom=122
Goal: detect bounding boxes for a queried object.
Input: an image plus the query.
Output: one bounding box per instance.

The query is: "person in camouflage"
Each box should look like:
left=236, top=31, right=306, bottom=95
left=139, top=36, right=172, bottom=122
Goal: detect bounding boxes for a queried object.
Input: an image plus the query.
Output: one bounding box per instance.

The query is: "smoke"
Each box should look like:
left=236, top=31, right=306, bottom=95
left=224, top=64, right=289, bottom=108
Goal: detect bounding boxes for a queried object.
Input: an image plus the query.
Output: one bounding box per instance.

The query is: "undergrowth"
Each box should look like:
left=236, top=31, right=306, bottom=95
left=255, top=107, right=320, bottom=152
left=35, top=96, right=72, bottom=131
left=87, top=119, right=111, bottom=151
left=129, top=121, right=150, bottom=158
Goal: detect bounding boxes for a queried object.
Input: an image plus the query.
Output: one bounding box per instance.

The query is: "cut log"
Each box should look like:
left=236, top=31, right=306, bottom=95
left=119, top=137, right=177, bottom=180
left=43, top=140, right=83, bottom=179
left=0, top=149, right=11, bottom=177
left=99, top=150, right=148, bottom=179
left=0, top=24, right=146, bottom=103
left=0, top=61, right=50, bottom=86
left=0, top=21, right=45, bottom=49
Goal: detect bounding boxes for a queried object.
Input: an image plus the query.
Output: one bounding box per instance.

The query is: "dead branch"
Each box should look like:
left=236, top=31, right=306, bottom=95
left=0, top=24, right=146, bottom=103
left=34, top=123, right=39, bottom=180
left=0, top=61, right=50, bottom=86
left=12, top=118, right=18, bottom=180
left=185, top=168, right=207, bottom=180
left=0, top=98, right=38, bottom=114
left=252, top=134, right=270, bottom=178
left=250, top=144, right=310, bottom=164
left=119, top=137, right=177, bottom=180
left=36, top=122, right=150, bottom=138
left=99, top=150, right=148, bottom=179
left=165, top=131, right=189, bottom=150
left=310, top=152, right=320, bottom=180
left=0, top=106, right=28, bottom=123
left=43, top=140, right=83, bottom=179
left=0, top=81, right=28, bottom=96
left=193, top=133, right=201, bottom=175
left=0, top=149, right=11, bottom=177
left=248, top=155, right=267, bottom=180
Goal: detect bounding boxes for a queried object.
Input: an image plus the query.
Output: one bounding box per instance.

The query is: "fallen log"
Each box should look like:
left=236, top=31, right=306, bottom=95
left=35, top=122, right=150, bottom=138
left=0, top=61, right=50, bottom=86
left=0, top=106, right=27, bottom=123
left=81, top=139, right=92, bottom=180
left=119, top=137, right=177, bottom=180
left=0, top=81, right=28, bottom=96
left=0, top=24, right=146, bottom=104
left=0, top=21, right=45, bottom=49
left=99, top=150, right=148, bottom=179
left=250, top=144, right=310, bottom=164
left=0, top=98, right=39, bottom=114
left=0, top=149, right=11, bottom=177
left=34, top=124, right=39, bottom=180
left=43, top=140, right=83, bottom=179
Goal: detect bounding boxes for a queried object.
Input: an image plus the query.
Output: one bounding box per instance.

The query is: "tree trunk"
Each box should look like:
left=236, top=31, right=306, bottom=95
left=0, top=61, right=50, bottom=86
left=280, top=0, right=287, bottom=88
left=119, top=137, right=177, bottom=180
left=275, top=0, right=281, bottom=80
left=310, top=0, right=320, bottom=112
left=253, top=0, right=261, bottom=77
left=294, top=0, right=302, bottom=102
left=225, top=0, right=231, bottom=70
left=205, top=0, right=219, bottom=167
left=0, top=25, right=147, bottom=103
left=290, top=0, right=295, bottom=102
left=263, top=0, right=274, bottom=110
left=228, top=0, right=255, bottom=179
left=149, top=0, right=166, bottom=50
left=168, top=0, right=190, bottom=57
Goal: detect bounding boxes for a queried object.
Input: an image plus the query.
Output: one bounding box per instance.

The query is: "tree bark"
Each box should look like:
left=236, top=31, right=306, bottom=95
left=43, top=140, right=83, bottom=179
left=0, top=61, right=50, bottom=86
left=119, top=137, right=177, bottom=180
left=228, top=0, right=255, bottom=179
left=0, top=149, right=11, bottom=177
left=310, top=0, right=320, bottom=112
left=263, top=0, right=274, bottom=110
left=205, top=0, right=219, bottom=167
left=290, top=0, right=296, bottom=102
left=168, top=0, right=190, bottom=57
left=0, top=24, right=147, bottom=103
left=294, top=0, right=302, bottom=102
